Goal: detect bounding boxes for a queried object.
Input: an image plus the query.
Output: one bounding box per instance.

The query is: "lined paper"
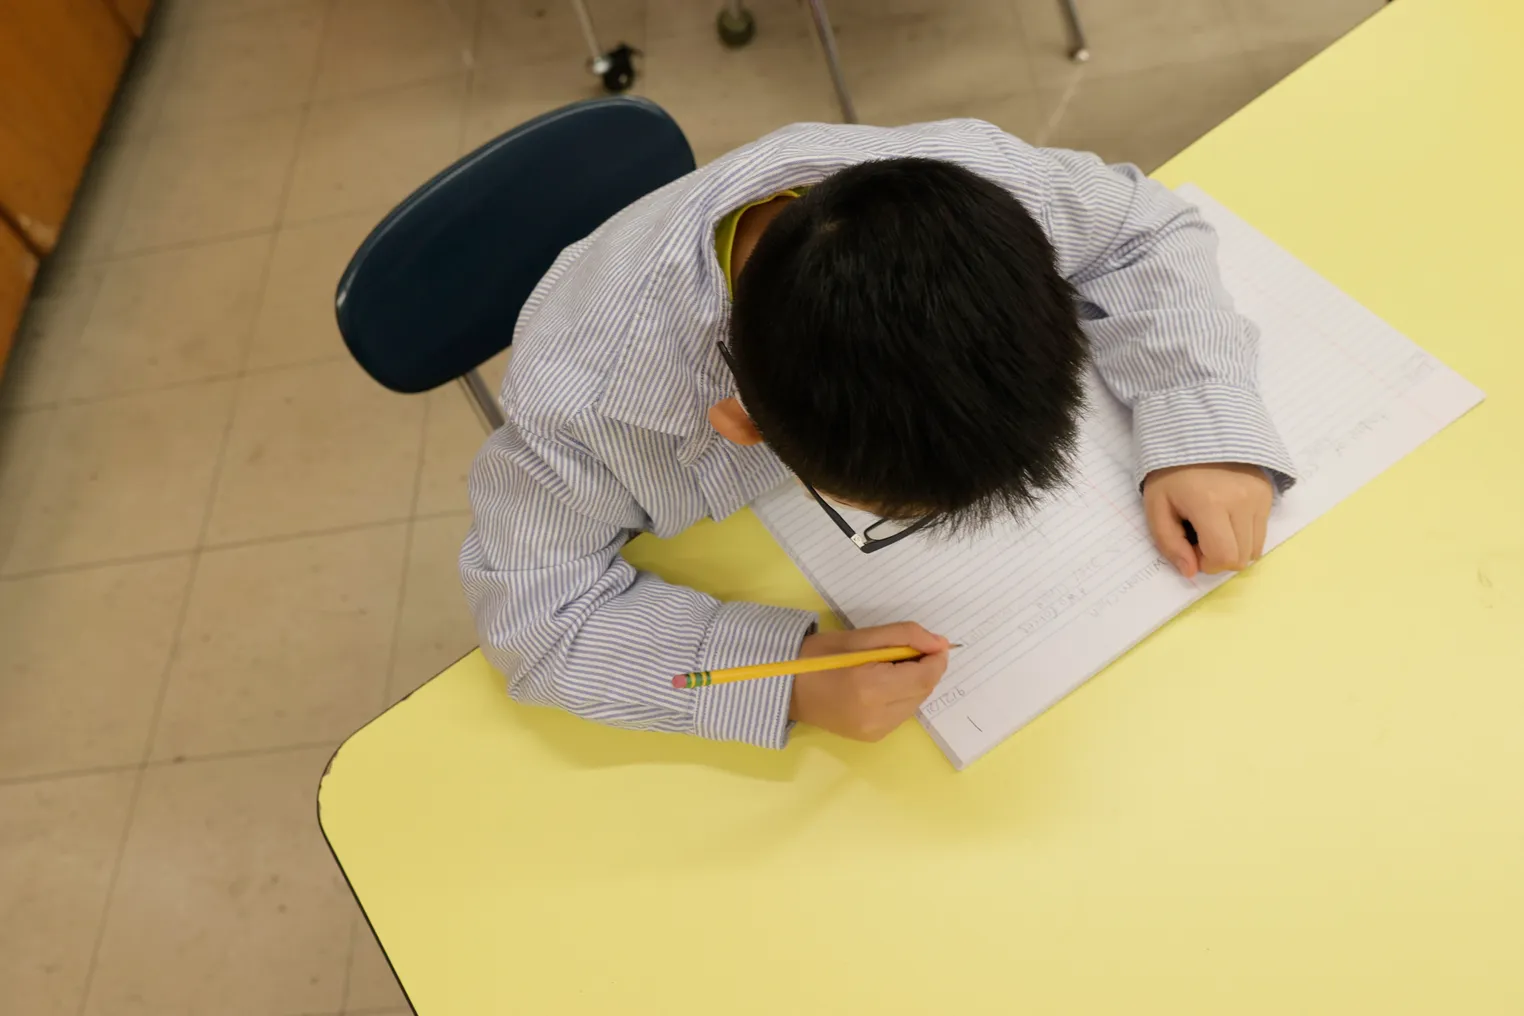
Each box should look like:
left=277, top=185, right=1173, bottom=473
left=752, top=185, right=1485, bottom=769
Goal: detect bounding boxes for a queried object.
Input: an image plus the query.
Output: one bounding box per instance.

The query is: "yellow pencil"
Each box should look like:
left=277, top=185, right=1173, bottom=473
left=671, top=644, right=961, bottom=689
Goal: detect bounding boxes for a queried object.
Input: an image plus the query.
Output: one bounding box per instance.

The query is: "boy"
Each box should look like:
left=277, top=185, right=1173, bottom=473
left=461, top=119, right=1295, bottom=748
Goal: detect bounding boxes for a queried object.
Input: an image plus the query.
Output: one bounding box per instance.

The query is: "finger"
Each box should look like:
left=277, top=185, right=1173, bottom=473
left=1228, top=504, right=1254, bottom=570
left=851, top=621, right=950, bottom=655
left=1145, top=487, right=1199, bottom=578
left=1251, top=505, right=1268, bottom=562
left=874, top=653, right=948, bottom=700
left=1190, top=509, right=1240, bottom=574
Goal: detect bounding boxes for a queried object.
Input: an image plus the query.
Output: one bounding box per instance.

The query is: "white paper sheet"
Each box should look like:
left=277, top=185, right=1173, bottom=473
left=752, top=185, right=1485, bottom=769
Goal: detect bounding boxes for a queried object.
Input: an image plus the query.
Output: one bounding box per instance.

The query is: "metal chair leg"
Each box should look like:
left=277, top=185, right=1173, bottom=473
left=802, top=0, right=858, bottom=123
left=569, top=0, right=638, bottom=91
left=1057, top=0, right=1090, bottom=62
left=458, top=369, right=505, bottom=432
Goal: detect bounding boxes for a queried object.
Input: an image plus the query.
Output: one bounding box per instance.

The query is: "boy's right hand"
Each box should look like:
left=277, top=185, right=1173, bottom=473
left=789, top=622, right=951, bottom=742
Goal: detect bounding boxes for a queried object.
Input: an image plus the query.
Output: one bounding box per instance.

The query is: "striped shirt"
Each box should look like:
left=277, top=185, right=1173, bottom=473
left=460, top=119, right=1296, bottom=749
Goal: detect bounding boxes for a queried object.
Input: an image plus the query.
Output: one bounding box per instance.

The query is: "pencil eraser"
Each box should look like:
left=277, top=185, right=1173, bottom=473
left=670, top=674, right=686, bottom=689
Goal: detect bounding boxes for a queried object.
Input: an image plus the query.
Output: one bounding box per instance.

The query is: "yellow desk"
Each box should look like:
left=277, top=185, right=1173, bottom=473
left=319, top=1, right=1524, bottom=1011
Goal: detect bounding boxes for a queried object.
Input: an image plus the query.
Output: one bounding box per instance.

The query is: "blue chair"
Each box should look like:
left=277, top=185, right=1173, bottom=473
left=334, top=97, right=696, bottom=429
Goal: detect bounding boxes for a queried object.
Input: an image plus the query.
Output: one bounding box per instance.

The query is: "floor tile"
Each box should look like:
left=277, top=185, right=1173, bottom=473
left=0, top=265, right=105, bottom=409
left=317, top=0, right=479, bottom=101
left=248, top=210, right=383, bottom=371
left=1225, top=0, right=1382, bottom=48
left=205, top=360, right=426, bottom=544
left=416, top=386, right=481, bottom=516
left=50, top=142, right=148, bottom=266
left=414, top=349, right=505, bottom=515
left=832, top=8, right=1037, bottom=127
left=151, top=525, right=407, bottom=760
left=642, top=18, right=839, bottom=165
left=113, top=109, right=304, bottom=254
left=1042, top=53, right=1265, bottom=172
left=0, top=772, right=139, bottom=1016
left=0, top=409, right=57, bottom=565
left=83, top=748, right=355, bottom=1016
left=389, top=513, right=477, bottom=701
left=460, top=55, right=616, bottom=154
left=0, top=557, right=192, bottom=779
left=66, top=234, right=273, bottom=399
left=1244, top=37, right=1328, bottom=92
left=153, top=0, right=317, bottom=31
left=157, top=0, right=326, bottom=127
left=285, top=78, right=469, bottom=224
left=864, top=88, right=1046, bottom=142
left=1016, top=0, right=1244, bottom=88
left=100, top=21, right=183, bottom=143
left=346, top=916, right=411, bottom=1012
left=822, top=0, right=1023, bottom=29
left=2, top=382, right=235, bottom=574
left=645, top=0, right=795, bottom=42
left=479, top=0, right=646, bottom=60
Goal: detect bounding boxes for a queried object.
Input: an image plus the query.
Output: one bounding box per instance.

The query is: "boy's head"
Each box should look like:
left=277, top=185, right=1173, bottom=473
left=715, top=157, right=1087, bottom=531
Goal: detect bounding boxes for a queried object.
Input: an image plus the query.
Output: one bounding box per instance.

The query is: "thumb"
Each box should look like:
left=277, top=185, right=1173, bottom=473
left=1145, top=487, right=1199, bottom=578
left=854, top=620, right=950, bottom=655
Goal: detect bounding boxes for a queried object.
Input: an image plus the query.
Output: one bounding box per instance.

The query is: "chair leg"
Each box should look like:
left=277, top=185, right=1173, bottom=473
left=458, top=369, right=505, bottom=433
left=570, top=0, right=638, bottom=91
left=1057, top=0, right=1089, bottom=62
left=801, top=0, right=858, bottom=123
left=569, top=0, right=606, bottom=67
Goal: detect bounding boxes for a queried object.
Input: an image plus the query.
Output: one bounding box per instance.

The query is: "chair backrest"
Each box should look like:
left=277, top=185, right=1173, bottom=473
left=335, top=97, right=695, bottom=393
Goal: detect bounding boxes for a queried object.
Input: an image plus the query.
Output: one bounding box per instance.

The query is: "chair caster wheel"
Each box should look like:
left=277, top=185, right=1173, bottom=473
left=593, top=43, right=639, bottom=92
left=717, top=5, right=756, bottom=47
left=1069, top=46, right=1090, bottom=63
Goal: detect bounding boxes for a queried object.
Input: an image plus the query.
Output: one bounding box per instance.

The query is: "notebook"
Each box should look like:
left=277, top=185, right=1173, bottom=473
left=752, top=185, right=1485, bottom=770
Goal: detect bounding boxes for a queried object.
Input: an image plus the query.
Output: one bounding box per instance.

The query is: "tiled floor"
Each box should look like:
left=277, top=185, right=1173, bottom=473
left=0, top=0, right=1382, bottom=1013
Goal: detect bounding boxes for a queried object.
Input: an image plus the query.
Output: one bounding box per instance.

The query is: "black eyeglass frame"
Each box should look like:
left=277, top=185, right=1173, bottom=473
left=715, top=342, right=937, bottom=554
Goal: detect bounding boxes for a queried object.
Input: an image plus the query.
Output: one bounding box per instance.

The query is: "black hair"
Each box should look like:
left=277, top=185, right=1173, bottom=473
left=728, top=157, right=1088, bottom=530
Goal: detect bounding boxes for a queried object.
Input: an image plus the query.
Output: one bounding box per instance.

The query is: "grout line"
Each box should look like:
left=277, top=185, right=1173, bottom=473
left=115, top=0, right=341, bottom=779
left=1005, top=0, right=1047, bottom=103
left=338, top=917, right=363, bottom=1014
left=198, top=516, right=414, bottom=554
left=0, top=513, right=447, bottom=585
left=453, top=0, right=487, bottom=154
left=0, top=547, right=198, bottom=585
left=93, top=223, right=281, bottom=268
left=379, top=395, right=435, bottom=706
left=0, top=406, right=62, bottom=571
left=3, top=738, right=394, bottom=789
left=1034, top=62, right=1086, bottom=148
left=71, top=767, right=149, bottom=1016
left=0, top=760, right=141, bottom=788
left=146, top=739, right=347, bottom=769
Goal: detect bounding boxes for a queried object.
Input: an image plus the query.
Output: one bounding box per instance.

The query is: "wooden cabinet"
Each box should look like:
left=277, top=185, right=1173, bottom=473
left=0, top=0, right=146, bottom=380
left=111, top=0, right=156, bottom=35
left=0, top=0, right=133, bottom=254
left=0, top=222, right=41, bottom=369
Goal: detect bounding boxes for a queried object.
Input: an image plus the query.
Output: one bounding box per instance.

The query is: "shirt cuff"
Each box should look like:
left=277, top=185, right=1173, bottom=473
left=692, top=601, right=817, bottom=749
left=1132, top=383, right=1298, bottom=492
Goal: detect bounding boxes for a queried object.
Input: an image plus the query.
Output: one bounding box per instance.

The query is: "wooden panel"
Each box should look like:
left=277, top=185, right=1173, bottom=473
left=0, top=218, right=42, bottom=372
left=111, top=0, right=155, bottom=36
left=0, top=0, right=132, bottom=253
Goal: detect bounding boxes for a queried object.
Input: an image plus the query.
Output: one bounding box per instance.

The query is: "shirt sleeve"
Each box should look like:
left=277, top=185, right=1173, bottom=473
left=1033, top=145, right=1297, bottom=490
left=459, top=411, right=817, bottom=749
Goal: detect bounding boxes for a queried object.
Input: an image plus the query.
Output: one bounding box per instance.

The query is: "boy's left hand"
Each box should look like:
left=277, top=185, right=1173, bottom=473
left=1143, top=463, right=1272, bottom=578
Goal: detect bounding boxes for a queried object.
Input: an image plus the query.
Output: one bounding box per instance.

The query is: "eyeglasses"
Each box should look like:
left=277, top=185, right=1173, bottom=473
left=716, top=342, right=937, bottom=554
